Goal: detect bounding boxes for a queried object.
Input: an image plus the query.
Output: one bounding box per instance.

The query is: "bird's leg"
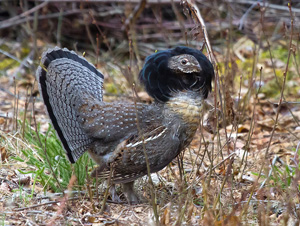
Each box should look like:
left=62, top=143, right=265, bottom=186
left=122, top=181, right=139, bottom=204
left=109, top=184, right=121, bottom=203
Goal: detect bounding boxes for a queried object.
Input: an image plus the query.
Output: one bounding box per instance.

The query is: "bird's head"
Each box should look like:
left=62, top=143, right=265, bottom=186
left=139, top=46, right=214, bottom=102
left=167, top=54, right=202, bottom=74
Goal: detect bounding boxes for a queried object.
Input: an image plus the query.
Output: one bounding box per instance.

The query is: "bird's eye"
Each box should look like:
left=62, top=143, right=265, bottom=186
left=181, top=59, right=188, bottom=65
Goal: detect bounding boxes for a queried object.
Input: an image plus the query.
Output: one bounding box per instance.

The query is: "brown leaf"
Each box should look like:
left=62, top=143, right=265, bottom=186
left=215, top=215, right=241, bottom=226
left=224, top=90, right=235, bottom=125
left=88, top=216, right=96, bottom=223
left=161, top=205, right=170, bottom=225
left=237, top=124, right=250, bottom=133
left=187, top=203, right=195, bottom=222
left=134, top=207, right=143, bottom=213
left=0, top=181, right=12, bottom=192
left=269, top=143, right=292, bottom=155
left=0, top=147, right=7, bottom=162
left=13, top=175, right=30, bottom=186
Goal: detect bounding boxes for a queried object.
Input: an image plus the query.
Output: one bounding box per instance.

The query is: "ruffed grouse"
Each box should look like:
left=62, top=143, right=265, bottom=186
left=36, top=46, right=214, bottom=203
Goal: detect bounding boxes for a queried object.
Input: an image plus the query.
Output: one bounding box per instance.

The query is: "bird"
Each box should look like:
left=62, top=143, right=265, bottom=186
left=36, top=46, right=214, bottom=203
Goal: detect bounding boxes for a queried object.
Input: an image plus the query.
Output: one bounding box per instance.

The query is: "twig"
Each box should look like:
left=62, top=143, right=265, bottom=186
left=100, top=164, right=114, bottom=214
left=241, top=0, right=295, bottom=217
left=14, top=195, right=126, bottom=212
left=13, top=50, right=35, bottom=78
left=263, top=1, right=294, bottom=164
left=46, top=175, right=77, bottom=226
left=27, top=0, right=181, bottom=3
left=226, top=0, right=300, bottom=13
left=133, top=83, right=159, bottom=224
left=14, top=200, right=64, bottom=211
left=0, top=9, right=85, bottom=30
left=238, top=1, right=259, bottom=30
left=124, top=0, right=147, bottom=30
left=182, top=0, right=216, bottom=64
left=0, top=49, right=30, bottom=68
left=0, top=86, right=16, bottom=97
left=192, top=152, right=236, bottom=186
left=201, top=152, right=236, bottom=179
left=3, top=0, right=49, bottom=25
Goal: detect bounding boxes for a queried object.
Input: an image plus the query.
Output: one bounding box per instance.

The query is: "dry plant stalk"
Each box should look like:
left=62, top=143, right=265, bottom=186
left=181, top=0, right=216, bottom=64
left=241, top=0, right=295, bottom=218
left=46, top=175, right=77, bottom=226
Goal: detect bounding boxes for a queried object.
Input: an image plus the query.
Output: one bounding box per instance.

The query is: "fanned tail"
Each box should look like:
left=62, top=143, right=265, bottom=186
left=36, top=47, right=104, bottom=163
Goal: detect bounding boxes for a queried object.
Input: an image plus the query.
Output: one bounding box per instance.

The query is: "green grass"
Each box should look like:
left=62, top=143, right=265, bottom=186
left=11, top=121, right=95, bottom=193
left=251, top=154, right=297, bottom=192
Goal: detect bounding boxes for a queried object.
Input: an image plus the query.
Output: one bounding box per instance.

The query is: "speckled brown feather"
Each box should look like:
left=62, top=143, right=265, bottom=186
left=85, top=91, right=203, bottom=184
left=36, top=46, right=214, bottom=202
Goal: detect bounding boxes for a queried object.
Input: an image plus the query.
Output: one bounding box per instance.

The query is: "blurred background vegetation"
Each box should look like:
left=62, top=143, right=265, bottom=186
left=0, top=0, right=300, bottom=225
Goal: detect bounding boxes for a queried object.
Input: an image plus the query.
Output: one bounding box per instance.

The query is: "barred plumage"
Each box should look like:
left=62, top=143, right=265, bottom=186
left=36, top=46, right=214, bottom=203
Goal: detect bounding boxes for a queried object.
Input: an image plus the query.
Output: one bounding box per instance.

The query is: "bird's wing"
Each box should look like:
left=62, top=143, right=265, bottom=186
left=93, top=123, right=182, bottom=183
left=75, top=94, right=160, bottom=142
left=76, top=95, right=182, bottom=183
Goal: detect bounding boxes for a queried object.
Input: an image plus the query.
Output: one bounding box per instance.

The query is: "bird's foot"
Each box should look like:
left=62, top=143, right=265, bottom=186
left=109, top=185, right=122, bottom=203
left=122, top=181, right=139, bottom=204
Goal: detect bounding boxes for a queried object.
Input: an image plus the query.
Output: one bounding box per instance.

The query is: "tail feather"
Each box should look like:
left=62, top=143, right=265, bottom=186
left=93, top=169, right=145, bottom=184
left=36, top=47, right=104, bottom=163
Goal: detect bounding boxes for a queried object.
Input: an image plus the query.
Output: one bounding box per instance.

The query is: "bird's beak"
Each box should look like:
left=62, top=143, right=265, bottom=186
left=191, top=64, right=202, bottom=73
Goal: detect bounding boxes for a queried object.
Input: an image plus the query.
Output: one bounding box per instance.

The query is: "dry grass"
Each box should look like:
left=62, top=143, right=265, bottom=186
left=1, top=0, right=300, bottom=225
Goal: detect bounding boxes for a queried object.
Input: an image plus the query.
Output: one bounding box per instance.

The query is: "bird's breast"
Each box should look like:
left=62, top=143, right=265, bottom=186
left=164, top=93, right=203, bottom=149
left=165, top=92, right=203, bottom=129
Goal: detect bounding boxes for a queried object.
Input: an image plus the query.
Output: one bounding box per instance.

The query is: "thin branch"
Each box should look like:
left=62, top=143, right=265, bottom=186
left=182, top=0, right=216, bottom=64
left=242, top=0, right=295, bottom=217
left=0, top=9, right=85, bottom=30
left=26, top=0, right=181, bottom=3
left=124, top=0, right=147, bottom=30
left=0, top=49, right=30, bottom=68
left=3, top=0, right=49, bottom=24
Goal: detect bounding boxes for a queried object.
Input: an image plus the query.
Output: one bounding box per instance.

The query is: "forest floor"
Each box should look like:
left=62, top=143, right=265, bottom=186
left=1, top=43, right=299, bottom=225
left=1, top=1, right=300, bottom=225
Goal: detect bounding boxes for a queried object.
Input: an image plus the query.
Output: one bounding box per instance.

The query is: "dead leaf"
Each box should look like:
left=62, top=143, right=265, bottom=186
left=0, top=181, right=12, bottom=192
left=269, top=143, right=293, bottom=155
left=264, top=58, right=285, bottom=68
left=215, top=215, right=241, bottom=226
left=237, top=124, right=250, bottom=133
left=241, top=171, right=259, bottom=183
left=161, top=205, right=170, bottom=225
left=13, top=175, right=30, bottom=186
left=187, top=203, right=195, bottom=222
left=0, top=147, right=7, bottom=162
left=134, top=207, right=143, bottom=213
left=88, top=216, right=96, bottom=223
